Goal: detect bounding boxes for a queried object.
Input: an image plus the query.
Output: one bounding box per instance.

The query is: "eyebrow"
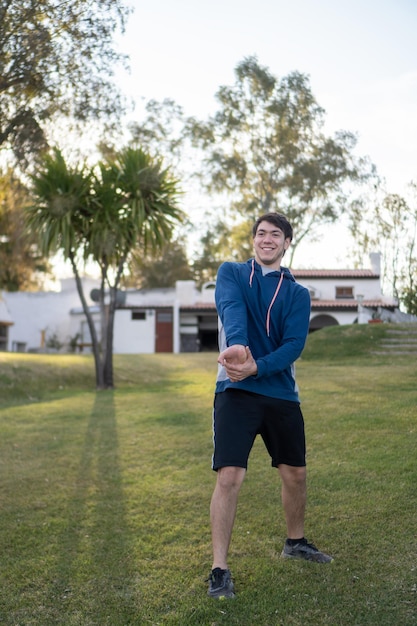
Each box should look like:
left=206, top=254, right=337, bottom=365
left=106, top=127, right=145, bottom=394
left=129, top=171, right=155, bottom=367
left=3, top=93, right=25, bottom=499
left=256, top=228, right=283, bottom=235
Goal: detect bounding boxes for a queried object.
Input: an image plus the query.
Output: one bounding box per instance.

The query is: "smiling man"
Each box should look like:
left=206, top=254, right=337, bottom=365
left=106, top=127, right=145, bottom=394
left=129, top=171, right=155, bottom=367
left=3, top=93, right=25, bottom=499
left=207, top=212, right=333, bottom=600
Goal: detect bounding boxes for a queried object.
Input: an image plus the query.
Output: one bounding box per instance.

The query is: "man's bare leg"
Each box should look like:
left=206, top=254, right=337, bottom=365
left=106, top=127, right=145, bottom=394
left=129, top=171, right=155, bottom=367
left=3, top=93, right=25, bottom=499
left=279, top=463, right=333, bottom=562
left=210, top=466, right=246, bottom=570
left=278, top=463, right=307, bottom=539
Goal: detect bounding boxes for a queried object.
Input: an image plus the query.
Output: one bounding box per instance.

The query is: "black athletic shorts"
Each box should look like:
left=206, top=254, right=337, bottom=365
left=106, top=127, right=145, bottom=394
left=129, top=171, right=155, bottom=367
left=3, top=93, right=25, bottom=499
left=212, top=389, right=306, bottom=470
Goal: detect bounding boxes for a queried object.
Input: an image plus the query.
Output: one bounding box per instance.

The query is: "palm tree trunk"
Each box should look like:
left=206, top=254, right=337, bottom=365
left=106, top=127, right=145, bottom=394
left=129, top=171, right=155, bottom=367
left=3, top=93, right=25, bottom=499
left=102, top=257, right=126, bottom=389
left=103, top=293, right=115, bottom=388
left=69, top=253, right=105, bottom=389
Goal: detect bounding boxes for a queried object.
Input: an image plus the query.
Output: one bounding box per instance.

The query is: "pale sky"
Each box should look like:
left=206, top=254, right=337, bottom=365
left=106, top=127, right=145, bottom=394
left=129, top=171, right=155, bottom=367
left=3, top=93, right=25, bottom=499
left=114, top=0, right=417, bottom=267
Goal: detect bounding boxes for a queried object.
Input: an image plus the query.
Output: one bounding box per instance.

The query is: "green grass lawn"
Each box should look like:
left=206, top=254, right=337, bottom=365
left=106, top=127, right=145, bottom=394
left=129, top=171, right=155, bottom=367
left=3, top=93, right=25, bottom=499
left=0, top=325, right=416, bottom=625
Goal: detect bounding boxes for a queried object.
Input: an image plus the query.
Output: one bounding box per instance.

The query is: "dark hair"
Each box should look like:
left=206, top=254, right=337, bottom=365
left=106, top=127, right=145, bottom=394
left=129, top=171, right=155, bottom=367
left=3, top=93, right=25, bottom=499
left=252, top=213, right=293, bottom=241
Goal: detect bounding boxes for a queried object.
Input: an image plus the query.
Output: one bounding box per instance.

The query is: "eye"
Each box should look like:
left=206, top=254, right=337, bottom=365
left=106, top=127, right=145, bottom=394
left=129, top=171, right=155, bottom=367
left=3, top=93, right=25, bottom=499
left=255, top=229, right=283, bottom=238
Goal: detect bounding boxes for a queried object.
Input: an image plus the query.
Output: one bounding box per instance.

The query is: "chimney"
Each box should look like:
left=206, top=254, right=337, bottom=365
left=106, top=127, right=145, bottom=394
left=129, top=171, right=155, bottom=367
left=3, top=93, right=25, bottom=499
left=369, top=252, right=381, bottom=275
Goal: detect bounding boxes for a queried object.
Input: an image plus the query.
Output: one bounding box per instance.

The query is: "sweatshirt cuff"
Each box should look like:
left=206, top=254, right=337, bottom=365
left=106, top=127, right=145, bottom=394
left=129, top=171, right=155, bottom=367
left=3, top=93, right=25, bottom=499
left=255, top=358, right=266, bottom=378
left=227, top=337, right=248, bottom=347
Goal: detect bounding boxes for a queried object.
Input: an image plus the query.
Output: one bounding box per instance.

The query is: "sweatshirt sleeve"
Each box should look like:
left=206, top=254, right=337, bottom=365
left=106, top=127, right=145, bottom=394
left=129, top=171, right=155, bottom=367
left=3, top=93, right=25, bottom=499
left=215, top=262, right=248, bottom=347
left=255, top=286, right=311, bottom=378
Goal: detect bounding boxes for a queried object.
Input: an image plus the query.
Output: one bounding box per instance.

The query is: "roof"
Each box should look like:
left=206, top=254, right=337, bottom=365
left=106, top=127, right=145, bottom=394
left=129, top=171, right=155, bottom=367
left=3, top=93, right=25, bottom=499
left=310, top=299, right=396, bottom=311
left=118, top=304, right=174, bottom=310
left=71, top=299, right=397, bottom=316
left=291, top=269, right=378, bottom=279
left=181, top=303, right=217, bottom=312
left=0, top=299, right=14, bottom=325
left=180, top=299, right=396, bottom=312
left=180, top=298, right=397, bottom=311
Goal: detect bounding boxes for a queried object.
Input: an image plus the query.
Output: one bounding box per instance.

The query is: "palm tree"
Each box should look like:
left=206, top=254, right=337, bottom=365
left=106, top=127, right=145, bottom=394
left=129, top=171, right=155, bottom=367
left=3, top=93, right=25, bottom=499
left=27, top=147, right=183, bottom=389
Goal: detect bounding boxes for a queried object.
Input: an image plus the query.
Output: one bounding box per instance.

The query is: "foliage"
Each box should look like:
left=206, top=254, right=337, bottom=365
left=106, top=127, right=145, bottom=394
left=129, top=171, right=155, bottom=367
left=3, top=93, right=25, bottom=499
left=127, top=99, right=188, bottom=175
left=0, top=169, right=51, bottom=290
left=45, top=331, right=64, bottom=351
left=0, top=344, right=415, bottom=624
left=349, top=183, right=417, bottom=312
left=122, top=236, right=193, bottom=288
left=26, top=147, right=183, bottom=388
left=68, top=332, right=81, bottom=353
left=187, top=56, right=375, bottom=266
left=375, top=193, right=413, bottom=301
left=0, top=0, right=131, bottom=167
left=400, top=284, right=417, bottom=316
left=192, top=219, right=253, bottom=286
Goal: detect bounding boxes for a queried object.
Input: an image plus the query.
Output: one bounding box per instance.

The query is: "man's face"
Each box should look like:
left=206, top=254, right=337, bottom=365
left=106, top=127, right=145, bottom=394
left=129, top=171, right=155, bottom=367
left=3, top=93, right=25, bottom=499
left=253, top=221, right=290, bottom=268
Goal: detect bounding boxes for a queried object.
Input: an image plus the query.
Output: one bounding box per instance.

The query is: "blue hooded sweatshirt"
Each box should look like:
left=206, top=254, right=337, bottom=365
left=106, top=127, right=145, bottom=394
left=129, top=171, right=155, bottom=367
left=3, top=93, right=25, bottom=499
left=215, top=259, right=311, bottom=402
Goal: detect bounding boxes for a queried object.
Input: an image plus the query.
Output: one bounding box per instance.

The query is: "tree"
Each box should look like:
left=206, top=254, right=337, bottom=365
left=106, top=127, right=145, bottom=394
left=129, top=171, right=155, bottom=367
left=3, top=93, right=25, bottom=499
left=191, top=219, right=253, bottom=286
left=374, top=193, right=411, bottom=303
left=122, top=237, right=193, bottom=289
left=0, top=0, right=131, bottom=167
left=0, top=169, right=51, bottom=290
left=26, top=147, right=183, bottom=389
left=349, top=184, right=417, bottom=313
left=401, top=285, right=417, bottom=316
left=188, top=56, right=375, bottom=265
left=127, top=99, right=187, bottom=174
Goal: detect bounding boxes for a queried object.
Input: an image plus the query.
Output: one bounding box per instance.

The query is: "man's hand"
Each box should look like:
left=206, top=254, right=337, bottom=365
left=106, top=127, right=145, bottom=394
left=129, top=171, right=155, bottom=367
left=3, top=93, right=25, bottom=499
left=217, top=344, right=247, bottom=365
left=218, top=345, right=258, bottom=382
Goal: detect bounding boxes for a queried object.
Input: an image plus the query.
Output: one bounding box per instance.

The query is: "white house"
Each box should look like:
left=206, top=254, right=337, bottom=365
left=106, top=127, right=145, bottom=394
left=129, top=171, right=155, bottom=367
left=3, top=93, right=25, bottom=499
left=0, top=297, right=14, bottom=351
left=0, top=253, right=403, bottom=354
left=0, top=277, right=99, bottom=354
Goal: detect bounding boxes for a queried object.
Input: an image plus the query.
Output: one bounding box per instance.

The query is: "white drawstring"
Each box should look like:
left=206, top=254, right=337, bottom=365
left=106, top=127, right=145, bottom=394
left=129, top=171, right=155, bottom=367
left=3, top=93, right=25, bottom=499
left=266, top=272, right=284, bottom=336
left=249, top=260, right=284, bottom=336
left=249, top=259, right=255, bottom=287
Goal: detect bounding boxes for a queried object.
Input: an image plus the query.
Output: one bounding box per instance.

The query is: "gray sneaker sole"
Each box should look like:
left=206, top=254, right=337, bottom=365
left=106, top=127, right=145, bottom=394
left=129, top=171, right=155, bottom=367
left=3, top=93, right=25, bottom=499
left=281, top=549, right=334, bottom=563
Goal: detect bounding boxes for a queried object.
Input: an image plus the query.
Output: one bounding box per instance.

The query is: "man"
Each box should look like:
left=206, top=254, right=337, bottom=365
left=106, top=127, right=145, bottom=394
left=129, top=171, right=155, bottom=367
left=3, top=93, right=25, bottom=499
left=207, top=212, right=333, bottom=600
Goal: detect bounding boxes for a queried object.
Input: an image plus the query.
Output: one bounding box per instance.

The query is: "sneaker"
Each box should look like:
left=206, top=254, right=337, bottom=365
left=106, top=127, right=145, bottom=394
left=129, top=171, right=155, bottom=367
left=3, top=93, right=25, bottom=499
left=281, top=538, right=334, bottom=563
left=207, top=567, right=235, bottom=599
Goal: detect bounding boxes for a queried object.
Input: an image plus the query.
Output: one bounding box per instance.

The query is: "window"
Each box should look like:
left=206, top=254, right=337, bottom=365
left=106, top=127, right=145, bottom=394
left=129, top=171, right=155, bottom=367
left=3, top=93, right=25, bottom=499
left=335, top=286, right=354, bottom=299
left=80, top=320, right=94, bottom=343
left=131, top=310, right=146, bottom=321
left=0, top=324, right=8, bottom=351
left=157, top=311, right=172, bottom=323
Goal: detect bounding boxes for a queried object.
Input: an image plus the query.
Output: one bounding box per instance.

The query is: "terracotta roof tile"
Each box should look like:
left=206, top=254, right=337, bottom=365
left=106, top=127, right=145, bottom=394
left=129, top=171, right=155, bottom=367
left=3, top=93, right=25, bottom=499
left=310, top=299, right=396, bottom=310
left=181, top=299, right=396, bottom=312
left=291, top=269, right=377, bottom=278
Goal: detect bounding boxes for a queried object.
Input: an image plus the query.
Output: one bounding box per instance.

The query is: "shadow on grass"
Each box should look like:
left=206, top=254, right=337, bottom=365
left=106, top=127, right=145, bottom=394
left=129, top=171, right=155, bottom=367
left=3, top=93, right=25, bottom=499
left=44, top=392, right=139, bottom=625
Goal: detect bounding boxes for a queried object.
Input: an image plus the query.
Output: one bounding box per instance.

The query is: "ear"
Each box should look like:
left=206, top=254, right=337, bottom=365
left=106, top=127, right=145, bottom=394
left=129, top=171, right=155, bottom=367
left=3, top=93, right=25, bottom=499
left=284, top=238, right=291, bottom=250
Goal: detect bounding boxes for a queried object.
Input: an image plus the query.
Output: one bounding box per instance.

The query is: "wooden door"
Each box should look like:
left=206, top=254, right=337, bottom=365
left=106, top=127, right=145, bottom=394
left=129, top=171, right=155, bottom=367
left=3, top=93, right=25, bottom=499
left=155, top=310, right=173, bottom=352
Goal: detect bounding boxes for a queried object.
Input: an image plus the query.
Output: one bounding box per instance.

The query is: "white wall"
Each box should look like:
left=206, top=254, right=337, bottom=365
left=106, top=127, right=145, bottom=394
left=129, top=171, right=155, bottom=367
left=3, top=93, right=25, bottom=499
left=113, top=309, right=155, bottom=354
left=310, top=311, right=358, bottom=326
left=297, top=277, right=382, bottom=300
left=3, top=277, right=97, bottom=352
left=5, top=290, right=77, bottom=351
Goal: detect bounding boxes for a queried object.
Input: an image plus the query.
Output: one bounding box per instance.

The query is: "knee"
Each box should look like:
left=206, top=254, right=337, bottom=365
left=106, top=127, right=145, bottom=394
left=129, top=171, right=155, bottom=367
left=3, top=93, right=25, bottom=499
left=216, top=466, right=246, bottom=491
left=279, top=464, right=306, bottom=488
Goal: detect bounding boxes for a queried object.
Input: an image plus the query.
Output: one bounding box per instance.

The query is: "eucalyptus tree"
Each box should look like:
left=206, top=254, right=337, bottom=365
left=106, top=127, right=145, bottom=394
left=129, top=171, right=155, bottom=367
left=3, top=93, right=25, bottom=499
left=188, top=56, right=375, bottom=265
left=127, top=99, right=187, bottom=174
left=0, top=0, right=131, bottom=167
left=191, top=219, right=253, bottom=287
left=349, top=184, right=417, bottom=313
left=123, top=236, right=193, bottom=289
left=0, top=169, right=51, bottom=290
left=27, top=148, right=183, bottom=389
